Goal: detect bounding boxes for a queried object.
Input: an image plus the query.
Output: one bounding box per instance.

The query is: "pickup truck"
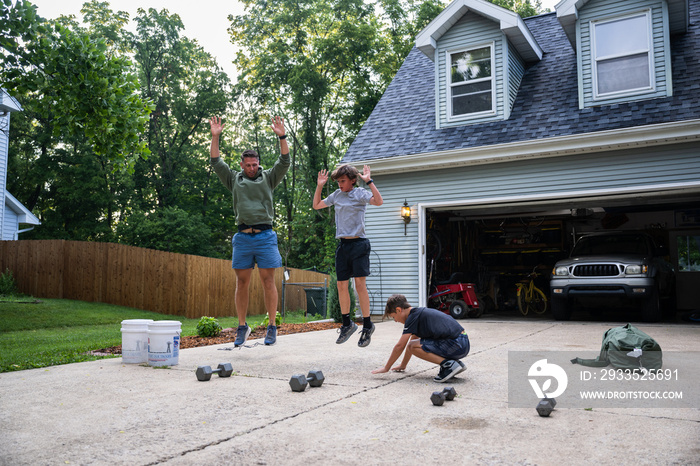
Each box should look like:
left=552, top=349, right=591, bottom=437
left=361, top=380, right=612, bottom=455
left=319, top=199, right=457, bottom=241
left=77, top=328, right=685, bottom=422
left=550, top=232, right=675, bottom=322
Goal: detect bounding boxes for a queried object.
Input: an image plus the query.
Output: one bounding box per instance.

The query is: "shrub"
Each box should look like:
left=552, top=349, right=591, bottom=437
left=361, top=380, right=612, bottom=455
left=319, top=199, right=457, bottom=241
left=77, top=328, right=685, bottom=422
left=0, top=268, right=18, bottom=296
left=259, top=313, right=282, bottom=328
left=327, top=273, right=356, bottom=323
left=196, top=316, right=222, bottom=337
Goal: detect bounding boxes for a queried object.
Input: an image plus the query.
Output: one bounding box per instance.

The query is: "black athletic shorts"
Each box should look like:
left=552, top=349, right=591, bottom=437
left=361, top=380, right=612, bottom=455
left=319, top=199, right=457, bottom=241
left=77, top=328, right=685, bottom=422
left=335, top=238, right=371, bottom=281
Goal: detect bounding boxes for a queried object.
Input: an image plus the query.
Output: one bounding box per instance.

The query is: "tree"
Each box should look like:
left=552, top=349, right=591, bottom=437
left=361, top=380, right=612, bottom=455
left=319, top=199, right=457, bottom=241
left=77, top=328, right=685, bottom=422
left=229, top=0, right=445, bottom=269
left=0, top=0, right=152, bottom=171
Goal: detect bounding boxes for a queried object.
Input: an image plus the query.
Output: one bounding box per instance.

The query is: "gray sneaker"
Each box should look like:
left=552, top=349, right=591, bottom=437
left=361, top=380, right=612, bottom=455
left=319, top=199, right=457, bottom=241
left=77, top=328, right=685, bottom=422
left=264, top=325, right=277, bottom=346
left=234, top=325, right=251, bottom=347
left=336, top=322, right=358, bottom=344
left=357, top=323, right=375, bottom=347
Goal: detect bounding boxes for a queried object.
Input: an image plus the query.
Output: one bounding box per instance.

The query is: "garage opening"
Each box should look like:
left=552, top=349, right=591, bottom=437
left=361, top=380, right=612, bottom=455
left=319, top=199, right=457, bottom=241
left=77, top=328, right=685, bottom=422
left=423, top=188, right=700, bottom=321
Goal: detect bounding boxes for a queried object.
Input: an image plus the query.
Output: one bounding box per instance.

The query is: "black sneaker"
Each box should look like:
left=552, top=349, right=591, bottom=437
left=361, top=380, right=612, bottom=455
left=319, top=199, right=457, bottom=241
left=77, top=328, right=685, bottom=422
left=357, top=323, right=375, bottom=348
left=234, top=324, right=251, bottom=347
left=434, top=359, right=465, bottom=383
left=336, top=322, right=358, bottom=344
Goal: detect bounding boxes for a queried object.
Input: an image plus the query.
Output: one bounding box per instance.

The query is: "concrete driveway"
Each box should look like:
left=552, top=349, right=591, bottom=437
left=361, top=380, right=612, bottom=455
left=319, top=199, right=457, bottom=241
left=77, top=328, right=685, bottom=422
left=1, top=319, right=698, bottom=465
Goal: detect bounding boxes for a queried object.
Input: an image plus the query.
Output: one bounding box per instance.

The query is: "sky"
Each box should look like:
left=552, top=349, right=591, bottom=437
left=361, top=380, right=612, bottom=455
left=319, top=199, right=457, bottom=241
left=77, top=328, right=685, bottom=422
left=29, top=0, right=560, bottom=81
left=29, top=0, right=246, bottom=79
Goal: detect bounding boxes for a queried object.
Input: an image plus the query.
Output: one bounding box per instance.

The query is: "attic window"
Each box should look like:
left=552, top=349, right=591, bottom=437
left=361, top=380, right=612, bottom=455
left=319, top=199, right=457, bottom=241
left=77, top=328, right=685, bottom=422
left=592, top=12, right=654, bottom=98
left=447, top=44, right=494, bottom=119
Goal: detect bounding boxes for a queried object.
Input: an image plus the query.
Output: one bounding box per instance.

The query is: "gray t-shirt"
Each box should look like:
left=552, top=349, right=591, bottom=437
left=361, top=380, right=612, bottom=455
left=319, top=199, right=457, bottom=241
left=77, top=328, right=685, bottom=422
left=323, top=188, right=373, bottom=238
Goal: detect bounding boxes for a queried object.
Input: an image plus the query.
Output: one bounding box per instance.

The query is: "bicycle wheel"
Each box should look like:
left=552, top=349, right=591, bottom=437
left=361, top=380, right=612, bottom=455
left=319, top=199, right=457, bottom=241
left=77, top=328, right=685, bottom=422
left=527, top=287, right=548, bottom=315
left=516, top=285, right=528, bottom=316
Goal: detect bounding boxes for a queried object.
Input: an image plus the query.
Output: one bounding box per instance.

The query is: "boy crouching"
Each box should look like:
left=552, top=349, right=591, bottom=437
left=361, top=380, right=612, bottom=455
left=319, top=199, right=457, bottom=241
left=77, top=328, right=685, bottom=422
left=372, top=294, right=470, bottom=383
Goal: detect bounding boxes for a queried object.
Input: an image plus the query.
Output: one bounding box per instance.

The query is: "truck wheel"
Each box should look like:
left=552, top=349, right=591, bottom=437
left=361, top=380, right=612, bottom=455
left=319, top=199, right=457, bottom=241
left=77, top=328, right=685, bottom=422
left=449, top=300, right=468, bottom=319
left=550, top=295, right=572, bottom=321
left=641, top=287, right=661, bottom=322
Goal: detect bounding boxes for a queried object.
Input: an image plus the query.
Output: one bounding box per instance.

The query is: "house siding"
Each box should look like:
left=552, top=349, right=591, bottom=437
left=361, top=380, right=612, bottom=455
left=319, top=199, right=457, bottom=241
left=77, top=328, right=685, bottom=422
left=578, top=0, right=670, bottom=108
left=363, top=143, right=700, bottom=311
left=436, top=12, right=505, bottom=128
left=0, top=112, right=8, bottom=239
left=506, top=41, right=526, bottom=119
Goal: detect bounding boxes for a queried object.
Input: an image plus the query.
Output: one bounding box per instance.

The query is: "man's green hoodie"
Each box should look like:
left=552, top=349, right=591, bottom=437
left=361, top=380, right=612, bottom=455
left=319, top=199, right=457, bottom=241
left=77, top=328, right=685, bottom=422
left=211, top=152, right=290, bottom=226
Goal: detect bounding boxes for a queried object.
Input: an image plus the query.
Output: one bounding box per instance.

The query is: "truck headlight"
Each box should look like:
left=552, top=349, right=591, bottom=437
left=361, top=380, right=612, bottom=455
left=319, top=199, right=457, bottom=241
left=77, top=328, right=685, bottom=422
left=626, top=265, right=647, bottom=274
left=553, top=266, right=569, bottom=276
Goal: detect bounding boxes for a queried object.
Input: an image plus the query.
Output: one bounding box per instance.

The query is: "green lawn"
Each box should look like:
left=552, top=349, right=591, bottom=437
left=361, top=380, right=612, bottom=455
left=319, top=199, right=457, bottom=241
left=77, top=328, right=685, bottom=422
left=0, top=296, right=319, bottom=372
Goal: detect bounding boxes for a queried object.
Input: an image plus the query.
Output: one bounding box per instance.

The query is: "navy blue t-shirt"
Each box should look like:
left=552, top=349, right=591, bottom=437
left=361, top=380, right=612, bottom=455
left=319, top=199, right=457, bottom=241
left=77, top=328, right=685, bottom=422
left=402, top=307, right=464, bottom=340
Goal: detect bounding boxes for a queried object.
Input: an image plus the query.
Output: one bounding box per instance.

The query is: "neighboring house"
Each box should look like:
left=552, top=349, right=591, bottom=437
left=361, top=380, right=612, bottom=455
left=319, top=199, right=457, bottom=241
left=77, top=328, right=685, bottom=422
left=343, top=0, right=700, bottom=313
left=0, top=89, right=40, bottom=240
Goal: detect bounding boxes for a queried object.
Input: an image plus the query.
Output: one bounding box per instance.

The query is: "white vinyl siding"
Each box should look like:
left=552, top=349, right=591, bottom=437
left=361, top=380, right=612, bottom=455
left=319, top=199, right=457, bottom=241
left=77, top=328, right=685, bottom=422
left=436, top=12, right=505, bottom=128
left=0, top=112, right=8, bottom=240
left=578, top=0, right=671, bottom=108
left=363, top=143, right=700, bottom=312
left=506, top=41, right=526, bottom=119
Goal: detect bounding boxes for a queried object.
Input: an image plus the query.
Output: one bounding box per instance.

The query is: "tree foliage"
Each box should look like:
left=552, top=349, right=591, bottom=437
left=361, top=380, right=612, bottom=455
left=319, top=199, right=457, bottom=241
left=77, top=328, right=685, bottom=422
left=3, top=0, right=547, bottom=268
left=0, top=0, right=152, bottom=170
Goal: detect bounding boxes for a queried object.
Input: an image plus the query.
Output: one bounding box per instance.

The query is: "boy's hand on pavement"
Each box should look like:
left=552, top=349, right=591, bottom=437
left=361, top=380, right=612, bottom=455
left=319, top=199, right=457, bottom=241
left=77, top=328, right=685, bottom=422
left=391, top=366, right=406, bottom=372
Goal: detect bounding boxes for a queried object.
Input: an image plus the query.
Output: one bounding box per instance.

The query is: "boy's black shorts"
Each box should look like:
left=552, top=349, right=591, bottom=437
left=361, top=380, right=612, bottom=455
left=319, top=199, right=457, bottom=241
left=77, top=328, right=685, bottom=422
left=335, top=238, right=371, bottom=281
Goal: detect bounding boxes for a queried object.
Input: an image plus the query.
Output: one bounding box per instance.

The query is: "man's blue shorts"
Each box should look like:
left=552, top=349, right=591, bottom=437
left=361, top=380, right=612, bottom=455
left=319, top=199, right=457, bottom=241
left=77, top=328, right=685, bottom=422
left=421, top=333, right=470, bottom=360
left=232, top=229, right=282, bottom=269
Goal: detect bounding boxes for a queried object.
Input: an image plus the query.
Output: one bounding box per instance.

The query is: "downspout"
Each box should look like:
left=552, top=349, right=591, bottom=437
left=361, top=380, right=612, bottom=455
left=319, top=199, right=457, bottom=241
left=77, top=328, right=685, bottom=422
left=14, top=226, right=34, bottom=240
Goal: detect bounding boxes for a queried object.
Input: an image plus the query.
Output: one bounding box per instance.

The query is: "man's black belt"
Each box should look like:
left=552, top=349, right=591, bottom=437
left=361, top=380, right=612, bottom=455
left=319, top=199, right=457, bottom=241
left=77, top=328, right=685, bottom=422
left=238, top=223, right=272, bottom=232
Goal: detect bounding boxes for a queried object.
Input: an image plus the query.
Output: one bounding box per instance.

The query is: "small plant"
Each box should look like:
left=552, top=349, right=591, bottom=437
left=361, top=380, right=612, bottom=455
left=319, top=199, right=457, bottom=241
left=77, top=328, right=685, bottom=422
left=195, top=316, right=222, bottom=338
left=259, top=313, right=282, bottom=328
left=0, top=268, right=18, bottom=296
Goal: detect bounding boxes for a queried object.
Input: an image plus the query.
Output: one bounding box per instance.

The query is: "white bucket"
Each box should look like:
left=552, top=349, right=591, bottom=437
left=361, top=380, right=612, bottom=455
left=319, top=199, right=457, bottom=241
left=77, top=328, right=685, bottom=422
left=120, top=319, right=153, bottom=364
left=147, top=320, right=182, bottom=366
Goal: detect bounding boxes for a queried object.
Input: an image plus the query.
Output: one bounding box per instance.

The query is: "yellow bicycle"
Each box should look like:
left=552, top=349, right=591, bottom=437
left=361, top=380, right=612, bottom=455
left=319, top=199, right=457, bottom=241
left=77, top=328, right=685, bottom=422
left=516, top=267, right=548, bottom=316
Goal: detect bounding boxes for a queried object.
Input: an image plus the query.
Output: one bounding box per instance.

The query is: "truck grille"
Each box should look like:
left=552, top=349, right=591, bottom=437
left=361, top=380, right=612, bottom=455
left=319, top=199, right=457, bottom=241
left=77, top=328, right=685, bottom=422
left=572, top=264, right=620, bottom=276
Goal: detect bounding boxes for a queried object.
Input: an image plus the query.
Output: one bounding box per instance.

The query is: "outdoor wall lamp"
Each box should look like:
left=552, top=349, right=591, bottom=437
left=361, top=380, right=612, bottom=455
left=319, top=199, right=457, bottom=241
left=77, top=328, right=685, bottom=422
left=401, top=200, right=411, bottom=235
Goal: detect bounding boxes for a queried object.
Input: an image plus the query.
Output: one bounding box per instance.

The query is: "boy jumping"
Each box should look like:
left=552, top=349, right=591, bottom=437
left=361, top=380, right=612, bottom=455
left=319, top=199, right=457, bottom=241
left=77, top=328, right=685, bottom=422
left=313, top=164, right=383, bottom=347
left=372, top=294, right=469, bottom=382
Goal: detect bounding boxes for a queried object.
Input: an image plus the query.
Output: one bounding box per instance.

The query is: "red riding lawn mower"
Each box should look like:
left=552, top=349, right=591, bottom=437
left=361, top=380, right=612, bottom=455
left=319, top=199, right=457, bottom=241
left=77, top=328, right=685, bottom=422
left=428, top=272, right=484, bottom=319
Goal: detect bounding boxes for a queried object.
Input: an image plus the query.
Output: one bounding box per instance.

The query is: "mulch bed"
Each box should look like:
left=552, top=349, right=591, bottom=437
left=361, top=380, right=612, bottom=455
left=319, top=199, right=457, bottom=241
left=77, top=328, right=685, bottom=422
left=97, top=321, right=342, bottom=355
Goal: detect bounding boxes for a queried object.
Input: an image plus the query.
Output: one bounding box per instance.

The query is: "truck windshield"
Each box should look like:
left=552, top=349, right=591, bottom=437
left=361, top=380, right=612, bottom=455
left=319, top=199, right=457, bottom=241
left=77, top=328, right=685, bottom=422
left=572, top=234, right=650, bottom=256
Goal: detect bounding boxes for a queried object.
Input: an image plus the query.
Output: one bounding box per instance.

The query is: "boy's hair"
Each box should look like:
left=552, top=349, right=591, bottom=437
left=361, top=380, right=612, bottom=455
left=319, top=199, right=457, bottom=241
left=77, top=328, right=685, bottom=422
left=241, top=149, right=260, bottom=162
left=330, top=164, right=359, bottom=183
left=385, top=294, right=411, bottom=315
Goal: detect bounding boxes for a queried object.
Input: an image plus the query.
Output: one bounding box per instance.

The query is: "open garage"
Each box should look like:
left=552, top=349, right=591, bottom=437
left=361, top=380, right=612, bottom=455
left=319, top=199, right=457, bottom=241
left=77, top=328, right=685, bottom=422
left=422, top=186, right=700, bottom=321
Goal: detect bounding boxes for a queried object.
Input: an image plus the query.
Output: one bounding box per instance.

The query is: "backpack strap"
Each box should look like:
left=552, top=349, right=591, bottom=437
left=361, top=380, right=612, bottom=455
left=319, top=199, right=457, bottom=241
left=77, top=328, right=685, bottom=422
left=571, top=356, right=609, bottom=367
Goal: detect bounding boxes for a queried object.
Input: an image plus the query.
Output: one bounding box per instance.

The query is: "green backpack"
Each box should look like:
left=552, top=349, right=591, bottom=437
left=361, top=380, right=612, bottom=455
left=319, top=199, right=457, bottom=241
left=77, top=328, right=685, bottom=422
left=571, top=323, right=662, bottom=370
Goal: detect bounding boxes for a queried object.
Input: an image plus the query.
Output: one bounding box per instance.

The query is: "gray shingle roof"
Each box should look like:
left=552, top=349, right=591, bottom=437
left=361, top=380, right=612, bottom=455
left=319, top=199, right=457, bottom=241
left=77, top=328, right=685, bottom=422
left=343, top=4, right=700, bottom=163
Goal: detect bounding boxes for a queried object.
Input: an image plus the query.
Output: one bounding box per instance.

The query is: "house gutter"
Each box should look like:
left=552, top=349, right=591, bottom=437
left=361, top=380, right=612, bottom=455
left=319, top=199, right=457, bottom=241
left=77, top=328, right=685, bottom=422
left=350, top=119, right=700, bottom=175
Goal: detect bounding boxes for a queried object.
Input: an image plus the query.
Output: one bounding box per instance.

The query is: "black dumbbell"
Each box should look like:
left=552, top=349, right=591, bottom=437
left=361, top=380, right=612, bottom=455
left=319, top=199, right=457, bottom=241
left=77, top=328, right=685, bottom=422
left=289, top=370, right=325, bottom=392
left=431, top=386, right=457, bottom=406
left=195, top=363, right=234, bottom=382
left=536, top=397, right=557, bottom=417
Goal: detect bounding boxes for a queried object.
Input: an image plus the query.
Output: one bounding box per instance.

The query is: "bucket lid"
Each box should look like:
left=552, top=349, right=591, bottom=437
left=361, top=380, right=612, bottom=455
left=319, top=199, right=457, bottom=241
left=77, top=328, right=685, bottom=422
left=121, top=319, right=154, bottom=325
left=148, top=320, right=182, bottom=327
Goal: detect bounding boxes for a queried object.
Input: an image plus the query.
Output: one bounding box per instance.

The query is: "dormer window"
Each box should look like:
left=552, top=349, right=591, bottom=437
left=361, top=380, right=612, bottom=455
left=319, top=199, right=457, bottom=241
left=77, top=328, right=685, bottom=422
left=592, top=11, right=654, bottom=99
left=448, top=43, right=495, bottom=119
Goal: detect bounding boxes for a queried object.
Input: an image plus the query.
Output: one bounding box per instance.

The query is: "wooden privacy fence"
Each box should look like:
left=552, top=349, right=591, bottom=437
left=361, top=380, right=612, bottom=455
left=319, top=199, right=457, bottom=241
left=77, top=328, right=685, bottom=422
left=0, top=240, right=329, bottom=319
